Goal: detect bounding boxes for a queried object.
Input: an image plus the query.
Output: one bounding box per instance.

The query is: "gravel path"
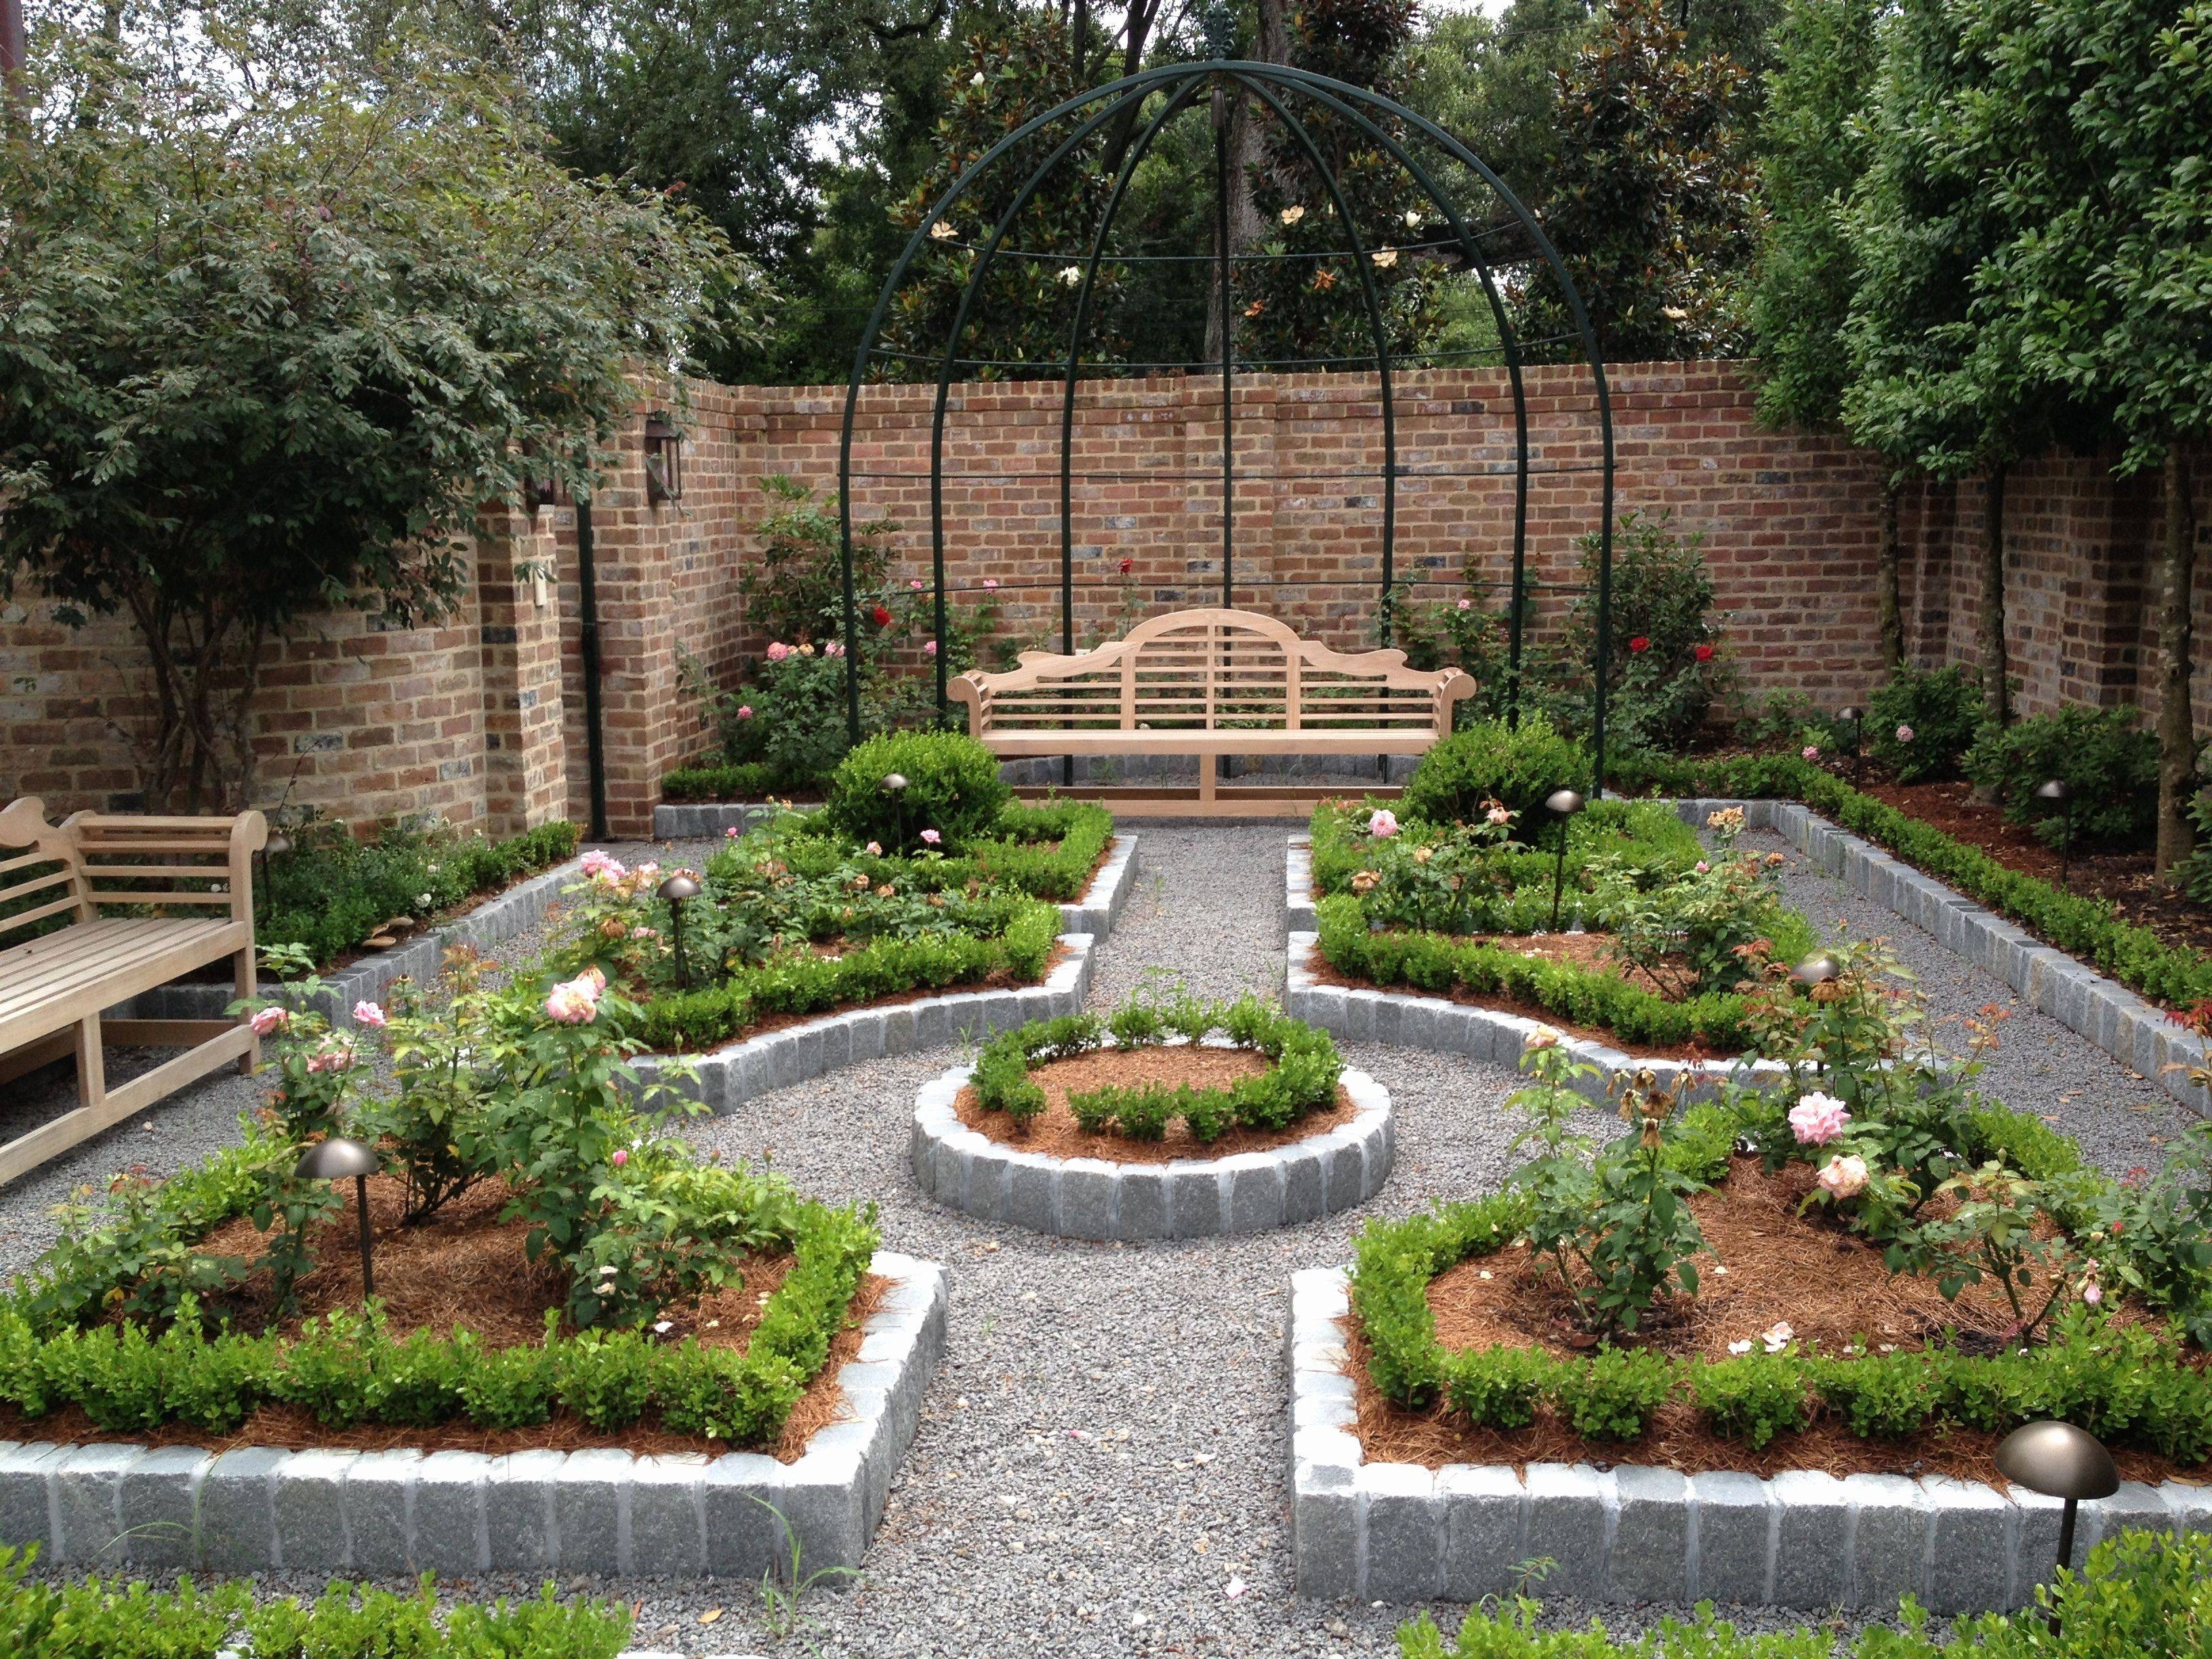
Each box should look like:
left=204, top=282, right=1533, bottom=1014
left=2, top=819, right=2194, bottom=1654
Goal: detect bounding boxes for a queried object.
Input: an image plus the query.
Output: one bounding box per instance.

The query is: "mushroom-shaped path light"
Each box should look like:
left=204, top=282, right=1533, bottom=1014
left=1542, top=788, right=1585, bottom=933
left=1995, top=1420, right=2118, bottom=1631
left=294, top=1136, right=380, bottom=1298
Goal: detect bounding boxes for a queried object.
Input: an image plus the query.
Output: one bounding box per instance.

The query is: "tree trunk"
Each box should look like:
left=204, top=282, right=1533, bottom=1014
left=1971, top=464, right=2009, bottom=801
left=1204, top=0, right=1287, bottom=362
left=2156, top=443, right=2199, bottom=878
left=1877, top=475, right=1904, bottom=671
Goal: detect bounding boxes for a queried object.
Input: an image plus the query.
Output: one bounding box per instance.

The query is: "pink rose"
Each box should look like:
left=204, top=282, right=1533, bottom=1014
left=725, top=826, right=742, bottom=839
left=1456, top=598, right=1472, bottom=611
left=306, top=1042, right=353, bottom=1074
left=909, top=579, right=924, bottom=590
left=924, top=639, right=939, bottom=656
left=2083, top=1277, right=2103, bottom=1307
left=1368, top=809, right=1399, bottom=839
left=1486, top=805, right=1511, bottom=825
left=766, top=641, right=790, bottom=661
left=545, top=978, right=599, bottom=1025
left=579, top=964, right=608, bottom=994
left=1694, top=861, right=1709, bottom=874
left=1788, top=1092, right=1851, bottom=1145
left=920, top=829, right=942, bottom=846
left=735, top=705, right=753, bottom=720
left=580, top=849, right=626, bottom=882
left=825, top=640, right=845, bottom=657
left=1895, top=724, right=1914, bottom=743
left=865, top=841, right=882, bottom=856
left=351, top=1000, right=386, bottom=1029
left=249, top=1006, right=289, bottom=1037
left=1817, top=1154, right=1869, bottom=1200
left=983, top=579, right=999, bottom=591
left=611, top=1148, right=628, bottom=1168
left=1802, top=744, right=1820, bottom=761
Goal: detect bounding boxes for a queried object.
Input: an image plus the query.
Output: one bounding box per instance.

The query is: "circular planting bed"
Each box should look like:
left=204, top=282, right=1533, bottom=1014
left=911, top=994, right=1393, bottom=1239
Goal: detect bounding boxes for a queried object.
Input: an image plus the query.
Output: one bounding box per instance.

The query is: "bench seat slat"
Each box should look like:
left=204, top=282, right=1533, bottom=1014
left=0, top=918, right=244, bottom=1052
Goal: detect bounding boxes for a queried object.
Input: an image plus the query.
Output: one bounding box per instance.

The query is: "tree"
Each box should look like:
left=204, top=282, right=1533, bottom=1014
left=0, top=33, right=754, bottom=809
left=1744, top=0, right=1900, bottom=665
left=1513, top=0, right=1762, bottom=362
left=1967, top=0, right=2212, bottom=872
left=1397, top=0, right=1595, bottom=208
left=1839, top=0, right=2044, bottom=739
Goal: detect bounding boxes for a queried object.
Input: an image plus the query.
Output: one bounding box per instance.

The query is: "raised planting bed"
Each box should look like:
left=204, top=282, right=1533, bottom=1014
left=1290, top=977, right=2212, bottom=1610
left=912, top=998, right=1393, bottom=1238
left=0, top=977, right=946, bottom=1578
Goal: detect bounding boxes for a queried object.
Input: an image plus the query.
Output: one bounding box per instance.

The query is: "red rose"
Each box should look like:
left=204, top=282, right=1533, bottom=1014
left=1629, top=636, right=1650, bottom=654
left=1694, top=643, right=1714, bottom=663
left=1119, top=558, right=1134, bottom=575
left=872, top=605, right=892, bottom=627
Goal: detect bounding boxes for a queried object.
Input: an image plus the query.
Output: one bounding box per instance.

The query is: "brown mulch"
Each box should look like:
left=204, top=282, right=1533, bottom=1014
left=1303, top=942, right=1733, bottom=1064
left=23, top=1172, right=884, bottom=1461
left=1349, top=1155, right=2208, bottom=1489
left=1858, top=775, right=2212, bottom=964
left=953, top=1046, right=1356, bottom=1164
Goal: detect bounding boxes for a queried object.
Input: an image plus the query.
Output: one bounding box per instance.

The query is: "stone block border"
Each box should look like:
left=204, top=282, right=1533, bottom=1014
left=632, top=931, right=1097, bottom=1113
left=121, top=857, right=586, bottom=1031
left=1282, top=849, right=1787, bottom=1101
left=1676, top=798, right=2212, bottom=1117
left=645, top=811, right=1139, bottom=942
left=909, top=1058, right=1393, bottom=1239
left=0, top=1250, right=948, bottom=1581
left=1287, top=1267, right=2209, bottom=1612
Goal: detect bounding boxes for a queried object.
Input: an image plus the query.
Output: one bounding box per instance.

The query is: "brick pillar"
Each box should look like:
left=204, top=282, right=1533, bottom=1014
left=477, top=507, right=570, bottom=836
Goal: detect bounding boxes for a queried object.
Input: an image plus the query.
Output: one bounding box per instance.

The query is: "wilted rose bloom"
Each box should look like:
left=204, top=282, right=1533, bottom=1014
left=545, top=979, right=598, bottom=1025
left=352, top=1000, right=387, bottom=1029
left=766, top=641, right=790, bottom=661
left=600, top=916, right=628, bottom=939
left=580, top=964, right=608, bottom=994
left=1762, top=1321, right=1795, bottom=1353
left=1788, top=1091, right=1851, bottom=1144
left=1412, top=845, right=1433, bottom=864
left=920, top=829, right=942, bottom=845
left=2082, top=1272, right=2103, bottom=1306
left=1368, top=808, right=1399, bottom=839
left=1817, top=1154, right=1869, bottom=1199
left=865, top=841, right=882, bottom=856
left=1727, top=1339, right=1753, bottom=1355
left=1896, top=724, right=1915, bottom=743
left=1524, top=1025, right=1562, bottom=1052
left=249, top=1006, right=289, bottom=1037
left=1349, top=869, right=1379, bottom=894
left=306, top=1042, right=354, bottom=1074
left=1486, top=805, right=1511, bottom=825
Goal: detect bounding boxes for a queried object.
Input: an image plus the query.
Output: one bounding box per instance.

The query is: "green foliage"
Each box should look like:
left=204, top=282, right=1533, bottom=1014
left=261, top=818, right=579, bottom=970
left=1747, top=0, right=1883, bottom=430
left=1687, top=1350, right=1807, bottom=1448
left=1513, top=0, right=1761, bottom=363
left=1563, top=512, right=1734, bottom=754
left=0, top=35, right=752, bottom=811
left=1401, top=714, right=1589, bottom=823
left=1552, top=1346, right=1675, bottom=1441
left=1399, top=1528, right=2212, bottom=1657
left=1442, top=1345, right=1557, bottom=1431
left=1866, top=663, right=1986, bottom=782
left=823, top=731, right=1012, bottom=853
left=0, top=1544, right=634, bottom=1658
left=1965, top=705, right=2161, bottom=851
left=661, top=760, right=783, bottom=803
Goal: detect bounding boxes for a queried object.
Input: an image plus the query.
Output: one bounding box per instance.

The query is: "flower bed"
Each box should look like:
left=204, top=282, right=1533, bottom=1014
left=1307, top=796, right=1819, bottom=1054
left=1343, top=955, right=2212, bottom=1485
left=913, top=992, right=1392, bottom=1239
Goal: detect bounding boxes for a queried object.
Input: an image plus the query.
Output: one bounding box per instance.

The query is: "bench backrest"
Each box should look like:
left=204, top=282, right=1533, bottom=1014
left=0, top=798, right=266, bottom=948
left=948, top=607, right=1474, bottom=735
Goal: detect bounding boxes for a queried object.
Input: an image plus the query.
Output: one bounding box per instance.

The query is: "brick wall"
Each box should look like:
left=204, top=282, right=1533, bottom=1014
left=5, top=362, right=2197, bottom=839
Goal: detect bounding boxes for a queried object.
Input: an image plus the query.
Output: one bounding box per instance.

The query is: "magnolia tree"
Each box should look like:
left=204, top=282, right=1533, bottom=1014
left=0, top=32, right=760, bottom=811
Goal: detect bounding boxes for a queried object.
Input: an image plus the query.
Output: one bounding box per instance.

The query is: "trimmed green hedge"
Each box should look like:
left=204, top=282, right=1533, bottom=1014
left=1403, top=1528, right=2212, bottom=1658
left=0, top=1197, right=878, bottom=1448
left=634, top=897, right=1060, bottom=1052
left=1349, top=1095, right=2212, bottom=1465
left=661, top=758, right=783, bottom=802
left=1307, top=796, right=1705, bottom=902
left=1315, top=893, right=1763, bottom=1050
left=1610, top=752, right=2212, bottom=1009
left=751, top=798, right=1113, bottom=904
left=0, top=1547, right=634, bottom=1658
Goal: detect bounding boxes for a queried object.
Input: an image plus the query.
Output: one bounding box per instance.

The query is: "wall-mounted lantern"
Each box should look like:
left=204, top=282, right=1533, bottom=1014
left=643, top=413, right=683, bottom=504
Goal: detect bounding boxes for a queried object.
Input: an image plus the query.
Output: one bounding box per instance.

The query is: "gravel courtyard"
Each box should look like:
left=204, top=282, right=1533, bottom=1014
left=1, top=820, right=2196, bottom=1656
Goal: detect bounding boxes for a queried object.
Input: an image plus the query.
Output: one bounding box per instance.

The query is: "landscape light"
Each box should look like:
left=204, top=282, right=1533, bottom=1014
left=293, top=1136, right=380, bottom=1298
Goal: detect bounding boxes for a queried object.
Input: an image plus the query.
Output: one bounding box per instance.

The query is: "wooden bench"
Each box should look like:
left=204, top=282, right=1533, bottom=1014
left=0, top=798, right=265, bottom=1184
left=948, top=607, right=1475, bottom=815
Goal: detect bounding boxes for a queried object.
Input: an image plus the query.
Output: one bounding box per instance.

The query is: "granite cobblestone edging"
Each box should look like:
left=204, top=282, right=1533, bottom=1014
left=1282, top=838, right=1788, bottom=1102
left=0, top=1252, right=948, bottom=1580
left=630, top=933, right=1097, bottom=1113
left=1673, top=799, right=2212, bottom=1118
left=646, top=813, right=1141, bottom=943
left=909, top=1059, right=1393, bottom=1239
left=1287, top=1266, right=2211, bottom=1611
left=120, top=857, right=587, bottom=1031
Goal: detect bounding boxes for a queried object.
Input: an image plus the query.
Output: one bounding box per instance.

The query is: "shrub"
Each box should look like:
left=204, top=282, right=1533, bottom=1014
left=823, top=730, right=1011, bottom=853
left=1965, top=704, right=2161, bottom=850
left=1560, top=510, right=1734, bottom=752
left=1551, top=1346, right=1673, bottom=1441
left=1443, top=1345, right=1555, bottom=1430
left=1687, top=1351, right=1807, bottom=1448
left=1400, top=713, right=1589, bottom=823
left=661, top=758, right=781, bottom=802
left=1866, top=663, right=1985, bottom=782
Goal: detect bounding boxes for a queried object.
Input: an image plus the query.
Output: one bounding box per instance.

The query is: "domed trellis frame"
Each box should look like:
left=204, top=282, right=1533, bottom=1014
left=836, top=58, right=1618, bottom=795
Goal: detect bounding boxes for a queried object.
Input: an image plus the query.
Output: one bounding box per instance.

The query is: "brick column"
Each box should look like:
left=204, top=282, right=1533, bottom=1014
left=476, top=507, right=569, bottom=836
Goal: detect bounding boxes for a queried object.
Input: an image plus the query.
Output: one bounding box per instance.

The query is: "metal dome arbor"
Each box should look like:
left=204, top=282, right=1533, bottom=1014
left=835, top=58, right=1620, bottom=795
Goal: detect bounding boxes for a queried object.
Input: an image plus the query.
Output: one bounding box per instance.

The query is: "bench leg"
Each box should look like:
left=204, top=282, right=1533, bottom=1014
left=73, top=1016, right=107, bottom=1115
left=1198, top=758, right=1217, bottom=806
left=234, top=945, right=259, bottom=1073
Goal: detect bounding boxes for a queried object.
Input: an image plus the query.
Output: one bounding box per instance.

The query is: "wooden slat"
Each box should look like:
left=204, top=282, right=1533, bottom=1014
left=78, top=863, right=232, bottom=881
left=101, top=1018, right=239, bottom=1046
left=0, top=894, right=81, bottom=934
left=0, top=868, right=74, bottom=908
left=0, top=1025, right=253, bottom=1188
left=87, top=890, right=236, bottom=906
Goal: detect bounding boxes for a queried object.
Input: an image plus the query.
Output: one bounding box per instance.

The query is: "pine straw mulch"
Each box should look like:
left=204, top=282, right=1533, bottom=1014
left=1303, top=939, right=1736, bottom=1063
left=951, top=1044, right=1356, bottom=1164
left=6, top=1172, right=884, bottom=1462
left=1858, top=775, right=2212, bottom=968
left=1349, top=1156, right=2208, bottom=1490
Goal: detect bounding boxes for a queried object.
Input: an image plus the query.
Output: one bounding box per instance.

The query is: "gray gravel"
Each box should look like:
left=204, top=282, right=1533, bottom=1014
left=1, top=819, right=2181, bottom=1652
